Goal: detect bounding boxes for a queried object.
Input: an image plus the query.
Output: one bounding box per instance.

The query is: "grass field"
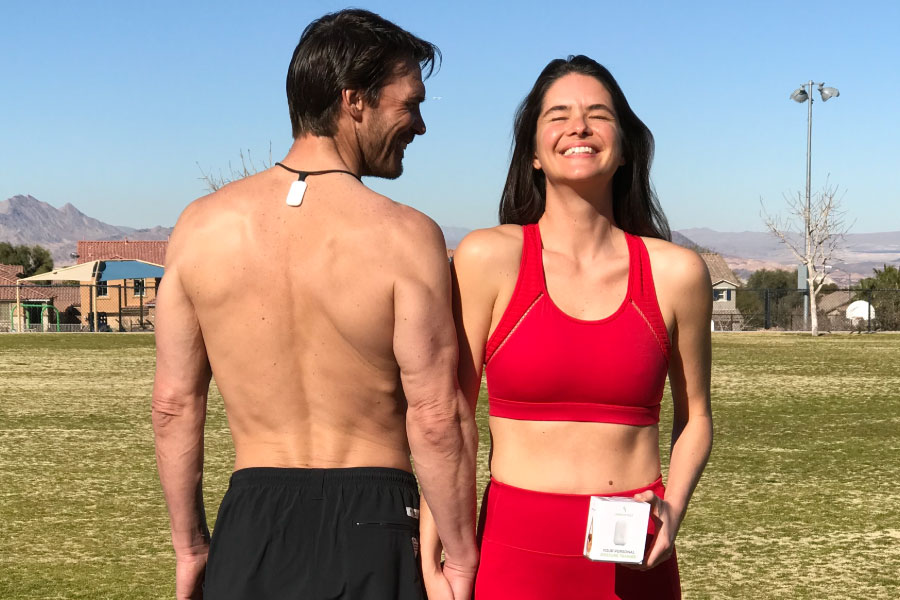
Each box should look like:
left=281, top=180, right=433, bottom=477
left=1, top=333, right=898, bottom=599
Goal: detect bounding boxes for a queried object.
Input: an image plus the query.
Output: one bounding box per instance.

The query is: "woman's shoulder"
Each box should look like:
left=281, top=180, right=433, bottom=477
left=453, top=224, right=525, bottom=271
left=640, top=236, right=711, bottom=296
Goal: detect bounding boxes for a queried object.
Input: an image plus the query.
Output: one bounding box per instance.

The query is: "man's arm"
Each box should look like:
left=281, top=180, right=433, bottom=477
left=420, top=229, right=504, bottom=597
left=152, top=225, right=213, bottom=599
left=393, top=217, right=479, bottom=594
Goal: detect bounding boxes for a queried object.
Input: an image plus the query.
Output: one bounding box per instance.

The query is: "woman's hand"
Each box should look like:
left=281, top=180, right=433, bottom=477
left=630, top=490, right=680, bottom=570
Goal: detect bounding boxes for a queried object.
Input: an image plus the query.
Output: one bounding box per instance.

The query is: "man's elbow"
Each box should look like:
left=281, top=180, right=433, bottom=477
left=151, top=387, right=206, bottom=435
left=407, top=402, right=465, bottom=454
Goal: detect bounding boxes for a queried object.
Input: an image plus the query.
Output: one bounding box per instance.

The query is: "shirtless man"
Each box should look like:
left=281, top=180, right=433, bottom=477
left=152, top=9, right=478, bottom=600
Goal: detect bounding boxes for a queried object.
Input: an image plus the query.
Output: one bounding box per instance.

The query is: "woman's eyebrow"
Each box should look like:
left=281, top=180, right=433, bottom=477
left=542, top=104, right=569, bottom=117
left=587, top=103, right=615, bottom=114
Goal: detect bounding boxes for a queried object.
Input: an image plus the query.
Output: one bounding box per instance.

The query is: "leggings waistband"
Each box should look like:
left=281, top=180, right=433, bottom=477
left=481, top=476, right=664, bottom=556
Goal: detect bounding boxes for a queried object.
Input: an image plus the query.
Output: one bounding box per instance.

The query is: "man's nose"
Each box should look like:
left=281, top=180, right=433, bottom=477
left=413, top=112, right=426, bottom=135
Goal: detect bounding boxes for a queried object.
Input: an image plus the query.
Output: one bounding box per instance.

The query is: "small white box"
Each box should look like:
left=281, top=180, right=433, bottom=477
left=583, top=496, right=651, bottom=564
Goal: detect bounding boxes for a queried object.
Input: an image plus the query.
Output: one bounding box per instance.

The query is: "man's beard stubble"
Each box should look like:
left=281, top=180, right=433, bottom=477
left=357, top=119, right=405, bottom=180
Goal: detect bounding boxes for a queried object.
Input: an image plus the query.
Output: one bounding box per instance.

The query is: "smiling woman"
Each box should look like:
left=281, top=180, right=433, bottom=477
left=499, top=56, right=668, bottom=239
left=420, top=55, right=713, bottom=600
left=532, top=74, right=626, bottom=188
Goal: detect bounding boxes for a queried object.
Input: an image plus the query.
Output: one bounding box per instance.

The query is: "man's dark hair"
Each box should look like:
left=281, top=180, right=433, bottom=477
left=287, top=9, right=440, bottom=138
left=499, top=55, right=670, bottom=241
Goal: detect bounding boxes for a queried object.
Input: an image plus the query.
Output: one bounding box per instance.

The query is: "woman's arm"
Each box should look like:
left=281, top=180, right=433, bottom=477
left=636, top=246, right=713, bottom=569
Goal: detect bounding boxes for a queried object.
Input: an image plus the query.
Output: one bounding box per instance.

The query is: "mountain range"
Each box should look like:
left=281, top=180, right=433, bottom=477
left=1, top=195, right=172, bottom=265
left=681, top=228, right=900, bottom=283
left=3, top=195, right=899, bottom=282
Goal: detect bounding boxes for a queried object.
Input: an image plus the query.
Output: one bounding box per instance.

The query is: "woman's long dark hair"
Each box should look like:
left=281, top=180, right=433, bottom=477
left=499, top=55, right=670, bottom=241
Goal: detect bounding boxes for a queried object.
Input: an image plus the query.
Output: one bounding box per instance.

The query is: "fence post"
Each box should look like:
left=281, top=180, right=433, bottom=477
left=867, top=289, right=873, bottom=332
left=139, top=286, right=144, bottom=330
left=764, top=289, right=770, bottom=329
left=118, top=284, right=124, bottom=331
left=91, top=284, right=98, bottom=332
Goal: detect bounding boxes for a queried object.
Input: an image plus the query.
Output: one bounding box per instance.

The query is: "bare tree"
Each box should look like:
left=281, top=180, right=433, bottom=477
left=762, top=181, right=851, bottom=336
left=198, top=143, right=273, bottom=193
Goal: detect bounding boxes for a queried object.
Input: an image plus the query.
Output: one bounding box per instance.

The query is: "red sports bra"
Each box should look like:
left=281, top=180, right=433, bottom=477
left=484, top=224, right=670, bottom=426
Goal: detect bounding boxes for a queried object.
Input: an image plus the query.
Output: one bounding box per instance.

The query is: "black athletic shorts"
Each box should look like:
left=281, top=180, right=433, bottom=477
left=203, top=467, right=424, bottom=600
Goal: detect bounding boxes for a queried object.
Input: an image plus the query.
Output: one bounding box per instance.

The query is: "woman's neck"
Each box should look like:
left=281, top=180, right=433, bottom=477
left=540, top=181, right=619, bottom=258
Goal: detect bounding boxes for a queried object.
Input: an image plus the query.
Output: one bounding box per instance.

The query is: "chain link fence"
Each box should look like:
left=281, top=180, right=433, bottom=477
left=1, top=281, right=159, bottom=333
left=729, top=288, right=900, bottom=332
left=3, top=282, right=899, bottom=333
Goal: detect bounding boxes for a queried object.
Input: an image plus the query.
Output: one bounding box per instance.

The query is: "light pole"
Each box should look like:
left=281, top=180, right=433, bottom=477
left=790, top=80, right=840, bottom=329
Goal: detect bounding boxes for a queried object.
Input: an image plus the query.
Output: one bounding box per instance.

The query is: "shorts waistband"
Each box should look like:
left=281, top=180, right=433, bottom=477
left=228, top=466, right=417, bottom=489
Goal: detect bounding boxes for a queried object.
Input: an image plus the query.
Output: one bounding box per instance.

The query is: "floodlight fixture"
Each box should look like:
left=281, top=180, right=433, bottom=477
left=818, top=84, right=840, bottom=101
left=790, top=88, right=809, bottom=103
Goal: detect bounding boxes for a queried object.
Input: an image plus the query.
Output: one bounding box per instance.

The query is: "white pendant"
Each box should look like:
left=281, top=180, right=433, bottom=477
left=285, top=180, right=307, bottom=207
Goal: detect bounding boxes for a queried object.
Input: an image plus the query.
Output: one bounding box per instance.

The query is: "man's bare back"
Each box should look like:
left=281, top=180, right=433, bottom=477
left=153, top=12, right=478, bottom=599
left=167, top=169, right=441, bottom=472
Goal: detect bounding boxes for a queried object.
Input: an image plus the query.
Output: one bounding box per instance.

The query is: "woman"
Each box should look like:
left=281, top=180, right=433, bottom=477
left=422, top=55, right=712, bottom=599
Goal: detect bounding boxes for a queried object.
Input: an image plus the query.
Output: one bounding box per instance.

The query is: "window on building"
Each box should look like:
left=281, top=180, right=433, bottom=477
left=133, top=279, right=145, bottom=297
left=713, top=289, right=732, bottom=302
left=96, top=281, right=108, bottom=297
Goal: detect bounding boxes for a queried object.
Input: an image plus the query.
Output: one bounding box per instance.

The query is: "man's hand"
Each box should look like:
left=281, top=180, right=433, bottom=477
left=423, top=558, right=477, bottom=600
left=175, top=550, right=208, bottom=600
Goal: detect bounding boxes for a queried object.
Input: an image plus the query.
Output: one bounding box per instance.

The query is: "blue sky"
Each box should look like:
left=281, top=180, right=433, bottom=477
left=2, top=0, right=898, bottom=233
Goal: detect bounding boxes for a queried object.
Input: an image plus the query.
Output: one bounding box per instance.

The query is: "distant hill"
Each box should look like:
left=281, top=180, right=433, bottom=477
left=441, top=228, right=706, bottom=251
left=0, top=195, right=173, bottom=266
left=440, top=226, right=470, bottom=249
left=1, top=194, right=472, bottom=267
left=7, top=194, right=895, bottom=284
left=681, top=227, right=900, bottom=283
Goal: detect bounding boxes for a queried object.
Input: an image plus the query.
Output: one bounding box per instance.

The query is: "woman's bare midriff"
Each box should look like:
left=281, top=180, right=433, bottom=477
left=488, top=416, right=662, bottom=494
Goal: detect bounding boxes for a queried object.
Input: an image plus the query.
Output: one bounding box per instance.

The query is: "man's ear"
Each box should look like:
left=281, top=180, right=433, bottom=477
left=342, top=88, right=365, bottom=122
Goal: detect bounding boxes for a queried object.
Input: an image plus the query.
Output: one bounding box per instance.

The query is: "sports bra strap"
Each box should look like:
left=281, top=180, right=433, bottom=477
left=626, top=233, right=670, bottom=360
left=484, top=224, right=545, bottom=363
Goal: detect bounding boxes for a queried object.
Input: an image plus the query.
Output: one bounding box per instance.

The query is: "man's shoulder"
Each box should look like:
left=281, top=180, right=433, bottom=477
left=375, top=198, right=446, bottom=252
left=166, top=182, right=249, bottom=267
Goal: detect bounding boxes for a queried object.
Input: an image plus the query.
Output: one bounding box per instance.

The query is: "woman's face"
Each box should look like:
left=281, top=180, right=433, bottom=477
left=532, top=73, right=625, bottom=186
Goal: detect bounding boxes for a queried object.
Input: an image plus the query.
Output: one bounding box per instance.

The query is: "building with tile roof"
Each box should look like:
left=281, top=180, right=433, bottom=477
left=70, top=241, right=166, bottom=331
left=700, top=253, right=744, bottom=331
left=0, top=263, right=82, bottom=331
left=76, top=240, right=167, bottom=265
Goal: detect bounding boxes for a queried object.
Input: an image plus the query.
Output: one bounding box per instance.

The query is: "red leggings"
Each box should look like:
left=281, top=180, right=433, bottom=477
left=475, top=477, right=681, bottom=599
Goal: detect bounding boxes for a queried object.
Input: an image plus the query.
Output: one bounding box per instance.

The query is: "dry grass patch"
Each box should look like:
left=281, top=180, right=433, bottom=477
left=1, top=332, right=898, bottom=598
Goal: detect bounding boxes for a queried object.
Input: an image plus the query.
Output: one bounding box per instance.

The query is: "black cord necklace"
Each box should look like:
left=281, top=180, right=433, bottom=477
left=275, top=162, right=360, bottom=181
left=275, top=162, right=361, bottom=207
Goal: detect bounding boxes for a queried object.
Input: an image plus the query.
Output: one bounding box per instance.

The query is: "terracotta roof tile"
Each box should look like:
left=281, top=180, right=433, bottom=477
left=0, top=275, right=52, bottom=301
left=77, top=240, right=167, bottom=265
left=0, top=264, right=24, bottom=279
left=700, top=253, right=740, bottom=286
left=0, top=272, right=82, bottom=307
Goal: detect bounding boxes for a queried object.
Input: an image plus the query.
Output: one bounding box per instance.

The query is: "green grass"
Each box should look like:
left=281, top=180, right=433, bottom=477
left=1, top=332, right=899, bottom=598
